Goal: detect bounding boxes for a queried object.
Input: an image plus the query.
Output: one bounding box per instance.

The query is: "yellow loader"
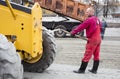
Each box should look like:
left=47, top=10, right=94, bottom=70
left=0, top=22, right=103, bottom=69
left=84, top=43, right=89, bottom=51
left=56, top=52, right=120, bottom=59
left=0, top=0, right=56, bottom=74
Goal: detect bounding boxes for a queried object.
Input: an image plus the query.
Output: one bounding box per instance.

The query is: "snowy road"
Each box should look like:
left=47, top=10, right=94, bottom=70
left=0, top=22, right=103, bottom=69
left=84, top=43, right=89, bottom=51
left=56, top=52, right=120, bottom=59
left=24, top=28, right=120, bottom=79
left=24, top=64, right=120, bottom=79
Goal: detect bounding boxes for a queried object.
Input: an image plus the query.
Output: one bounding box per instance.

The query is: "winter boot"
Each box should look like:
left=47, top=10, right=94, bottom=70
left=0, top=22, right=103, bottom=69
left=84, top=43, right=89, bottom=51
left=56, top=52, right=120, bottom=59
left=73, top=61, right=88, bottom=74
left=88, top=60, right=99, bottom=74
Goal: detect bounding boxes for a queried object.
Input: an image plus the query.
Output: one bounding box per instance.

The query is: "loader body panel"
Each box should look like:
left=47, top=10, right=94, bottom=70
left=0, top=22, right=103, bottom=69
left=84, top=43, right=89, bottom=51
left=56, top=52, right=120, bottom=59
left=0, top=0, right=43, bottom=60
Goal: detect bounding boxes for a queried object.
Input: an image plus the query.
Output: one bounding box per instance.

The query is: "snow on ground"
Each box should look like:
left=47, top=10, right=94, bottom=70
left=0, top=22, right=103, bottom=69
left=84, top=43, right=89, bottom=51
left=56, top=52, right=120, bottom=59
left=24, top=64, right=120, bottom=79
left=105, top=28, right=120, bottom=37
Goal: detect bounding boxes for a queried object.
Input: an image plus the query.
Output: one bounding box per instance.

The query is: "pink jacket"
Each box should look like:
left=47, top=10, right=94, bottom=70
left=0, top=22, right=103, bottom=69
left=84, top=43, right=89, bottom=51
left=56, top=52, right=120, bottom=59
left=71, top=16, right=101, bottom=38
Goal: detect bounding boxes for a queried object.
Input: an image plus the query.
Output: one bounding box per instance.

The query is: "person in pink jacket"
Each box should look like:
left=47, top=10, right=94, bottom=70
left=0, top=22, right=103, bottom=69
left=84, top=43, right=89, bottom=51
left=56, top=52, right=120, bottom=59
left=71, top=7, right=101, bottom=74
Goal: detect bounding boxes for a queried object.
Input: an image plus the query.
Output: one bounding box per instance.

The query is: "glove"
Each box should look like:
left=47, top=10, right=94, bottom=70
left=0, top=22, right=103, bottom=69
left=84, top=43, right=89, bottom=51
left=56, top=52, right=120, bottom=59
left=70, top=34, right=75, bottom=38
left=70, top=31, right=76, bottom=38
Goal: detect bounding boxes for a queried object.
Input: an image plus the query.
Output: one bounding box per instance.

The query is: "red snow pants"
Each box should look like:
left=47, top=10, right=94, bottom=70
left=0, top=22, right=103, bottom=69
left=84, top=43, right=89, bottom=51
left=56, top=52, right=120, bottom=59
left=82, top=25, right=101, bottom=62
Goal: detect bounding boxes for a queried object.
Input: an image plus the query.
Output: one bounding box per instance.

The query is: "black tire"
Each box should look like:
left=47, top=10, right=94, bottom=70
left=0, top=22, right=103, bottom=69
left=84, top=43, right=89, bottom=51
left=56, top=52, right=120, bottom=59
left=54, top=25, right=67, bottom=37
left=22, top=27, right=56, bottom=73
left=72, top=26, right=84, bottom=37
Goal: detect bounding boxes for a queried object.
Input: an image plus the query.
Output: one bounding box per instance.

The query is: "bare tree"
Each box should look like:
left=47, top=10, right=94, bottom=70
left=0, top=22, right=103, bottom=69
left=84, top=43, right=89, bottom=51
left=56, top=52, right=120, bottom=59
left=103, top=0, right=119, bottom=17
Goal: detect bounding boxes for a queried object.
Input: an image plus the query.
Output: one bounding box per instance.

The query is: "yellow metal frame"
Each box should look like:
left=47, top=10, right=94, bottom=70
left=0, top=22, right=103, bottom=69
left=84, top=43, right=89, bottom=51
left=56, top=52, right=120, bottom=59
left=0, top=1, right=43, bottom=63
